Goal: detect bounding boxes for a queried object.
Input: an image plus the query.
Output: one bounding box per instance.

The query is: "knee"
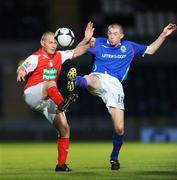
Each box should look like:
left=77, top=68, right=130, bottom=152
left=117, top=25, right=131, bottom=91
left=114, top=126, right=124, bottom=135
left=84, top=75, right=100, bottom=90
left=47, top=80, right=57, bottom=88
left=88, top=76, right=97, bottom=86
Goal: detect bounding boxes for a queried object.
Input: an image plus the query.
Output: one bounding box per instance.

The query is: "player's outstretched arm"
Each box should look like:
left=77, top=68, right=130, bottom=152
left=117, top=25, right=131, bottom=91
left=71, top=22, right=95, bottom=59
left=146, top=23, right=177, bottom=55
left=72, top=43, right=92, bottom=59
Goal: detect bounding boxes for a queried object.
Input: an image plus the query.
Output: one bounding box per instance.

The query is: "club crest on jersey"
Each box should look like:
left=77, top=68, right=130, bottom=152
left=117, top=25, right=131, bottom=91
left=120, top=46, right=126, bottom=53
left=49, top=61, right=53, bottom=67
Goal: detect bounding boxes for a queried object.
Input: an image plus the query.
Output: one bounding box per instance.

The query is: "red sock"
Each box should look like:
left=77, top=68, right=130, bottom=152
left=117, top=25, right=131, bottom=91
left=57, top=137, right=70, bottom=167
left=47, top=86, right=63, bottom=105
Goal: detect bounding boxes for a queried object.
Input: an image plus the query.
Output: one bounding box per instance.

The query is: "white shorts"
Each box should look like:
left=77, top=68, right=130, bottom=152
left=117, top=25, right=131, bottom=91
left=24, top=83, right=57, bottom=124
left=89, top=73, right=125, bottom=110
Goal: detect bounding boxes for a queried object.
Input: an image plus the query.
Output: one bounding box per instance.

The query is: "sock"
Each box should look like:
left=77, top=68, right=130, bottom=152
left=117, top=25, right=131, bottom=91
left=110, top=133, right=123, bottom=161
left=75, top=76, right=87, bottom=89
left=47, top=86, right=63, bottom=105
left=57, top=137, right=70, bottom=167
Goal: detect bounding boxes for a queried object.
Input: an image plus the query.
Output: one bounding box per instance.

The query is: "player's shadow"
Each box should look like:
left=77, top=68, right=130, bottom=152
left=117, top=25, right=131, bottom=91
left=137, top=170, right=177, bottom=177
left=70, top=171, right=98, bottom=176
left=82, top=166, right=107, bottom=170
left=69, top=166, right=109, bottom=175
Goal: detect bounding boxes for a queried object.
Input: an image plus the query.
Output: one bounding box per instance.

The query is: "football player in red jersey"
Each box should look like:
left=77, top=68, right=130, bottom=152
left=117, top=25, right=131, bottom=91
left=16, top=22, right=94, bottom=172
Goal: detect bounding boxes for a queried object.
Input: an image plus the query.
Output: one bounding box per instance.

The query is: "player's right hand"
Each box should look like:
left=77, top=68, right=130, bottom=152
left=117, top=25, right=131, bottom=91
left=17, top=71, right=26, bottom=82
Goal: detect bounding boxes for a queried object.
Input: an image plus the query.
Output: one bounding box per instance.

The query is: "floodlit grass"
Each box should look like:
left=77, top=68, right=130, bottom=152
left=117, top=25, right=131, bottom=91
left=0, top=142, right=177, bottom=180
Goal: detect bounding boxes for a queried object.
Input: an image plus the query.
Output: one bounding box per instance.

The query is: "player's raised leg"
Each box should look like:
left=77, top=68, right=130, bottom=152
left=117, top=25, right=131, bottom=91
left=67, top=67, right=90, bottom=91
left=67, top=68, right=77, bottom=91
left=58, top=92, right=79, bottom=112
left=67, top=68, right=102, bottom=92
left=45, top=80, right=78, bottom=112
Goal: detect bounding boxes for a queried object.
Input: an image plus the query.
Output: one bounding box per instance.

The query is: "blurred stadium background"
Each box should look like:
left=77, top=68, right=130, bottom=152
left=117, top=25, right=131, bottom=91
left=0, top=0, right=177, bottom=142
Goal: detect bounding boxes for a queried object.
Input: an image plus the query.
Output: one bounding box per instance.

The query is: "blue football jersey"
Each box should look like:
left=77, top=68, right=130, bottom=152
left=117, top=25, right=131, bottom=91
left=87, top=38, right=148, bottom=82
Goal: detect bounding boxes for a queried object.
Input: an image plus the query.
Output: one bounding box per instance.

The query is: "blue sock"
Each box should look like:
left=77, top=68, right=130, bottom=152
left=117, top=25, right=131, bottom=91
left=110, top=133, right=123, bottom=161
left=75, top=76, right=87, bottom=89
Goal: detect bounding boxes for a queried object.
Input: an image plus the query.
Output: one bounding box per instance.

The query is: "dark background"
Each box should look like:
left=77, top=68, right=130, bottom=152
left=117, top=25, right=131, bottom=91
left=0, top=0, right=177, bottom=142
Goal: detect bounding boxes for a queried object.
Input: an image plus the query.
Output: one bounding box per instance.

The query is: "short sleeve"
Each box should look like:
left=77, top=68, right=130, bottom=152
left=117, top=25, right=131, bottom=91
left=21, top=55, right=38, bottom=74
left=87, top=38, right=106, bottom=56
left=58, top=50, right=74, bottom=63
left=130, top=41, right=148, bottom=57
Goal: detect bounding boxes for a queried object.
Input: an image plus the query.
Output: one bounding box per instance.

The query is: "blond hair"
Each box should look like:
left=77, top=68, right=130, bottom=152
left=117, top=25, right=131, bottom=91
left=41, top=32, right=55, bottom=41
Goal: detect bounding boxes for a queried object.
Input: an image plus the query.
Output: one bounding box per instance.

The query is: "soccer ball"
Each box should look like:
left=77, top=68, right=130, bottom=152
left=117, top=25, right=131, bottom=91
left=54, top=27, right=75, bottom=48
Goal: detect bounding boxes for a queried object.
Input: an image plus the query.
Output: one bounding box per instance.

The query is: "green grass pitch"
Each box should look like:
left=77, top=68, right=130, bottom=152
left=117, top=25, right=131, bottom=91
left=0, top=142, right=177, bottom=180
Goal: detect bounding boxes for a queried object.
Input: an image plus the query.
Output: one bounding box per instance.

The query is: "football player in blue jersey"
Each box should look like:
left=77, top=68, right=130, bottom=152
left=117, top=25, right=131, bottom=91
left=67, top=23, right=177, bottom=170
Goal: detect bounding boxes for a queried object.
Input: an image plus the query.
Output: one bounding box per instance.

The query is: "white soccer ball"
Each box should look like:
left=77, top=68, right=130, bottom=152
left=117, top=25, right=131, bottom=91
left=55, top=27, right=75, bottom=48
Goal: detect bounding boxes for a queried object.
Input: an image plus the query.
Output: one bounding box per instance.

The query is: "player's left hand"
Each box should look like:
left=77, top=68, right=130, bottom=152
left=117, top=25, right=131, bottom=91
left=162, top=24, right=177, bottom=36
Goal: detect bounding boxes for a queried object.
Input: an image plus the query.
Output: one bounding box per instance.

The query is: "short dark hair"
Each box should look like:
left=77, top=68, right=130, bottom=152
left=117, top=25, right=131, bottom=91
left=108, top=24, right=124, bottom=34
